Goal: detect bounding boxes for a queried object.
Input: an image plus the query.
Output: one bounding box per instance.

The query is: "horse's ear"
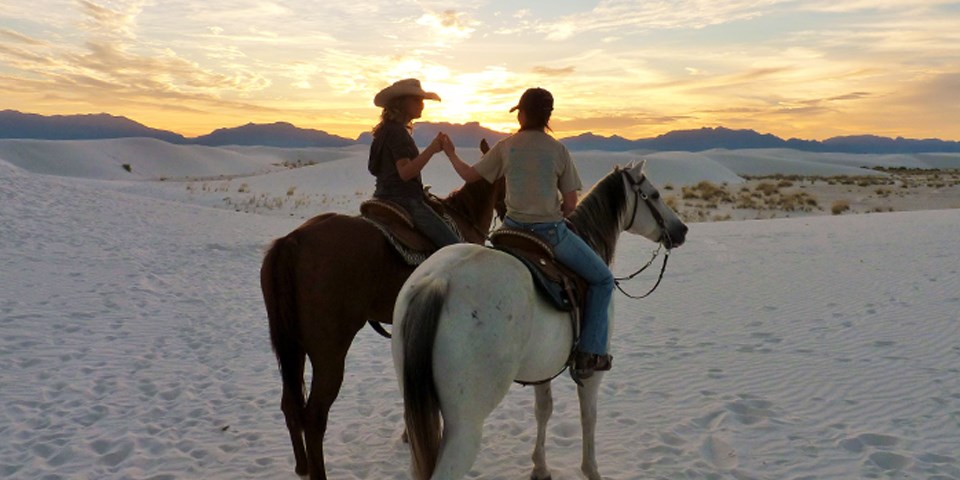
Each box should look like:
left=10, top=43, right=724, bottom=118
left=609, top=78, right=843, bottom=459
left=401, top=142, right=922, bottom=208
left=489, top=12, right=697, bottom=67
left=629, top=158, right=646, bottom=176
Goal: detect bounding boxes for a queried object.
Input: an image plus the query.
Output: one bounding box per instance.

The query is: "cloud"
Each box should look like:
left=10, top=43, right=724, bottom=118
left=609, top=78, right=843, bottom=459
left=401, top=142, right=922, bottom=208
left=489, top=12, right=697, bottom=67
left=0, top=43, right=55, bottom=67
left=76, top=0, right=145, bottom=38
left=0, top=28, right=46, bottom=46
left=533, top=0, right=784, bottom=40
left=417, top=9, right=477, bottom=41
left=794, top=0, right=957, bottom=14
left=554, top=113, right=689, bottom=133
left=532, top=66, right=575, bottom=76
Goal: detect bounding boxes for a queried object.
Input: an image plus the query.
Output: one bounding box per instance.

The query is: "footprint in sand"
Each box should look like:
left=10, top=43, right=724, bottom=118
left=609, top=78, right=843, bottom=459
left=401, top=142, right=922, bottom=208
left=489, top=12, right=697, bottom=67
left=839, top=432, right=900, bottom=454
left=859, top=433, right=899, bottom=447
left=725, top=396, right=775, bottom=425
left=700, top=435, right=737, bottom=470
left=868, top=451, right=912, bottom=471
left=916, top=453, right=956, bottom=465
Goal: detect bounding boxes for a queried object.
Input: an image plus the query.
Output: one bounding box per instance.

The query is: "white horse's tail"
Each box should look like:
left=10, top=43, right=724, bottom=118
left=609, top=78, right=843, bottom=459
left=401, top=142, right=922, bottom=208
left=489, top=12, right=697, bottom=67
left=399, top=277, right=448, bottom=480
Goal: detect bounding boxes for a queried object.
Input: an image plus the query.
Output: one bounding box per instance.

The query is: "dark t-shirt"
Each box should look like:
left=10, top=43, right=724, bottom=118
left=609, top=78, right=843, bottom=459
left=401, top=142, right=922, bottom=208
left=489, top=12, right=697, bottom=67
left=368, top=121, right=423, bottom=199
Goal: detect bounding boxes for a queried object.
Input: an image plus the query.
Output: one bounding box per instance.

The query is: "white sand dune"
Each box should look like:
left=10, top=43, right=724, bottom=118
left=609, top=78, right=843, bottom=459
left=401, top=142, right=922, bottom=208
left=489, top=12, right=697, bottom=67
left=1, top=139, right=959, bottom=479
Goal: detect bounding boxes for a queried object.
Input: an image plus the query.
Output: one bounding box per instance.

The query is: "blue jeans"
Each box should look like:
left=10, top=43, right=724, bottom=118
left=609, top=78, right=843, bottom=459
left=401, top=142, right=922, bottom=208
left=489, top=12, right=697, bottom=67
left=504, top=217, right=614, bottom=355
left=391, top=196, right=460, bottom=248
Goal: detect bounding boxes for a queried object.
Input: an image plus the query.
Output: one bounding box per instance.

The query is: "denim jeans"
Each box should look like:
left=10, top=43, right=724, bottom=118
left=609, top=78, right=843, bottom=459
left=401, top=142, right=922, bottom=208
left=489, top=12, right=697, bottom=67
left=504, top=217, right=614, bottom=355
left=391, top=196, right=460, bottom=248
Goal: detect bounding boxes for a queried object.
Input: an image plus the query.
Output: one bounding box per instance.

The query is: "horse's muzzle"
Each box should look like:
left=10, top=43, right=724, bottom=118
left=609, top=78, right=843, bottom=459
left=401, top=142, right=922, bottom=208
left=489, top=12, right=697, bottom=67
left=662, top=223, right=688, bottom=249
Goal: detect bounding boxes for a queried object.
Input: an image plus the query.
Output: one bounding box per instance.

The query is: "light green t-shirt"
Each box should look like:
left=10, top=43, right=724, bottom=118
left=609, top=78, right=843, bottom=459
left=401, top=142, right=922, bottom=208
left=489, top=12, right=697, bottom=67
left=474, top=130, right=583, bottom=223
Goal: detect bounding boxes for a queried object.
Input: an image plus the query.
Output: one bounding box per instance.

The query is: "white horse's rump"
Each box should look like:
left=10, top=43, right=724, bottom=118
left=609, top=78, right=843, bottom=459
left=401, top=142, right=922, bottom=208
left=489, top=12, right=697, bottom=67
left=393, top=161, right=688, bottom=480
left=394, top=244, right=575, bottom=478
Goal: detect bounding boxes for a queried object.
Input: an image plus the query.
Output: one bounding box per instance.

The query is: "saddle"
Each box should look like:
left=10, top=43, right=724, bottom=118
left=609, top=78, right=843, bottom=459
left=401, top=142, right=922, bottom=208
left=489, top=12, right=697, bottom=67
left=489, top=228, right=588, bottom=315
left=490, top=227, right=595, bottom=386
left=359, top=195, right=457, bottom=265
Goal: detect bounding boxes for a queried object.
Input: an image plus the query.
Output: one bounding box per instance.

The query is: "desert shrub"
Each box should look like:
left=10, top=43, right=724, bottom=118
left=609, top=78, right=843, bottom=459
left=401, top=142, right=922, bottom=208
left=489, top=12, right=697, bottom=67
left=664, top=195, right=679, bottom=210
left=831, top=199, right=850, bottom=215
left=686, top=181, right=733, bottom=203
left=735, top=192, right=759, bottom=209
left=755, top=182, right=780, bottom=196
left=122, top=163, right=132, bottom=173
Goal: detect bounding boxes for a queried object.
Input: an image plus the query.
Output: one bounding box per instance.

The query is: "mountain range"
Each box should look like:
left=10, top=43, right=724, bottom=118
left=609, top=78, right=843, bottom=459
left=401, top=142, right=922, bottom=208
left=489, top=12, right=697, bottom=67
left=2, top=109, right=959, bottom=154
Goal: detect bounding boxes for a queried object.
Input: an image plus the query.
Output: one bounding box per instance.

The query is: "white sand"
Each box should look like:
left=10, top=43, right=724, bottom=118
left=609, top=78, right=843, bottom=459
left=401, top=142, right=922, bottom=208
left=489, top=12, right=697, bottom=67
left=1, top=139, right=959, bottom=479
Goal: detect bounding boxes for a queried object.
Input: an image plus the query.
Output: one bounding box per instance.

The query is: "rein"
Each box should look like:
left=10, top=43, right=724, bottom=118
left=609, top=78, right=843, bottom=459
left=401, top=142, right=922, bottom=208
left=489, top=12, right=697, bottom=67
left=614, top=244, right=669, bottom=299
left=616, top=171, right=673, bottom=299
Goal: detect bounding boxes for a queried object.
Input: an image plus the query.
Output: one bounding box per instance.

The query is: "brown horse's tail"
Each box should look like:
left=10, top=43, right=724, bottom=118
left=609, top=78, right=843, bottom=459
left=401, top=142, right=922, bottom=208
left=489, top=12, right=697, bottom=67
left=261, top=236, right=306, bottom=431
left=399, top=277, right=448, bottom=480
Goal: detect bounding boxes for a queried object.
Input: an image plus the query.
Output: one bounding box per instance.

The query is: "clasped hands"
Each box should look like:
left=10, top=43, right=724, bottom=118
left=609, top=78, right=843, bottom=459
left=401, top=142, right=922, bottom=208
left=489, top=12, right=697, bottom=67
left=427, top=132, right=457, bottom=157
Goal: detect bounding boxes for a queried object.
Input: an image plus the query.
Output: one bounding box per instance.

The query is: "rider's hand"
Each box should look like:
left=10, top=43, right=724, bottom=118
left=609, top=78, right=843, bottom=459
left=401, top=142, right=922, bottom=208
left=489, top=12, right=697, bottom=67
left=427, top=133, right=444, bottom=155
left=441, top=133, right=456, bottom=157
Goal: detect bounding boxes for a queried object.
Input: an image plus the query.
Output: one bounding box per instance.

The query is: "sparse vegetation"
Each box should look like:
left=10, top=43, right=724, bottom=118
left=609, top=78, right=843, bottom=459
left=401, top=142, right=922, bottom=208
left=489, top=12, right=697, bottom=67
left=666, top=167, right=960, bottom=222
left=831, top=200, right=851, bottom=215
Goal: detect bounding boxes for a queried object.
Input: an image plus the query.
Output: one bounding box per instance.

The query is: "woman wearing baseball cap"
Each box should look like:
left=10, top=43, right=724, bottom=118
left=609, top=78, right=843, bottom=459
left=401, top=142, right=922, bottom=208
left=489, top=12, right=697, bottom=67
left=443, top=87, right=615, bottom=380
left=368, top=78, right=460, bottom=247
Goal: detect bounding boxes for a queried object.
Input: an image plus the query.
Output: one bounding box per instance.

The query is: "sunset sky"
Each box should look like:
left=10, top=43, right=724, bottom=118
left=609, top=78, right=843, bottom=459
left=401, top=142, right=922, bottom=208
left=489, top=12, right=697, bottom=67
left=2, top=1, right=959, bottom=141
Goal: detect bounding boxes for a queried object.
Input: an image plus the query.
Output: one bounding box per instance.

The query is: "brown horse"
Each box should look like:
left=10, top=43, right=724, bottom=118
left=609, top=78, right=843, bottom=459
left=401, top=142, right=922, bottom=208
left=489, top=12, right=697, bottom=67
left=260, top=159, right=504, bottom=479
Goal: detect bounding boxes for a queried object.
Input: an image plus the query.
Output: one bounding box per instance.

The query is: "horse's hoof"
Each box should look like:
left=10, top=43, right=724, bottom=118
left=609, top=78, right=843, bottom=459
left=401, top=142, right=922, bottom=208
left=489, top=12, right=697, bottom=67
left=531, top=476, right=551, bottom=480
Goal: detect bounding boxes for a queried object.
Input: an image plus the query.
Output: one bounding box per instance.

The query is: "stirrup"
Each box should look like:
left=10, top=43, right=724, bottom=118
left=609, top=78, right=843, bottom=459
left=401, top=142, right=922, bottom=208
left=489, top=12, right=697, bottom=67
left=570, top=352, right=612, bottom=385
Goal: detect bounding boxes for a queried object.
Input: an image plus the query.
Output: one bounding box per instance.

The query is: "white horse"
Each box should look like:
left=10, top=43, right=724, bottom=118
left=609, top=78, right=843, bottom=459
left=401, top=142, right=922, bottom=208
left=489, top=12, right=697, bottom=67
left=391, top=160, right=688, bottom=480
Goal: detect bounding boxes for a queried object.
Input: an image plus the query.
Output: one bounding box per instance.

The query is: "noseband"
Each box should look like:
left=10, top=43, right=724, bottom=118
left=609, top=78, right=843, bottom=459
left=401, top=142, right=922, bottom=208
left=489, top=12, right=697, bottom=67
left=615, top=171, right=671, bottom=299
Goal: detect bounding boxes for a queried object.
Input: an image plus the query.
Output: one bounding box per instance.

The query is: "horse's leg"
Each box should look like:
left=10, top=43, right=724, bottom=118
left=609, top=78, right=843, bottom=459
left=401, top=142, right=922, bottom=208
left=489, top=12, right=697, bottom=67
left=577, top=373, right=605, bottom=480
left=430, top=418, right=485, bottom=480
left=530, top=382, right=554, bottom=480
left=281, top=350, right=308, bottom=476
left=302, top=330, right=358, bottom=480
left=432, top=363, right=517, bottom=479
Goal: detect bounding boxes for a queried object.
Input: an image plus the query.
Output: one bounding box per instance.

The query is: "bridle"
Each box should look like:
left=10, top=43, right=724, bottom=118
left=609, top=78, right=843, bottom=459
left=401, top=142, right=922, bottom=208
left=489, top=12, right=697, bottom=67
left=615, top=171, right=673, bottom=299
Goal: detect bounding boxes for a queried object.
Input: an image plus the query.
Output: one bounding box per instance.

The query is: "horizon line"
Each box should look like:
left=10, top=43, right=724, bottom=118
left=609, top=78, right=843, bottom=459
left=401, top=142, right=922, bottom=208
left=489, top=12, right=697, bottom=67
left=5, top=109, right=960, bottom=144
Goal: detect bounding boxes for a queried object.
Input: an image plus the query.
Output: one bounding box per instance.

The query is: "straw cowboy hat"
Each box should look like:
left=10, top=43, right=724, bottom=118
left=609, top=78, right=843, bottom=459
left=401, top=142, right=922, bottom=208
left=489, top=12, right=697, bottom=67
left=373, top=78, right=441, bottom=107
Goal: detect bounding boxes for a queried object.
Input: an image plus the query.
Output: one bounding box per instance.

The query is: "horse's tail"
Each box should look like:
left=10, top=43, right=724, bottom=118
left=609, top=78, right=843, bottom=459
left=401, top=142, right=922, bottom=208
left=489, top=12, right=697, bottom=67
left=399, top=277, right=449, bottom=480
left=261, top=236, right=306, bottom=435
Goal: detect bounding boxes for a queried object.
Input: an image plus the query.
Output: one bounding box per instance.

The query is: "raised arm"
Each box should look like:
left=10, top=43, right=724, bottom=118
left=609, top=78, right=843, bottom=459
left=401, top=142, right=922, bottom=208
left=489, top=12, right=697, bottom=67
left=441, top=134, right=483, bottom=183
left=395, top=133, right=443, bottom=181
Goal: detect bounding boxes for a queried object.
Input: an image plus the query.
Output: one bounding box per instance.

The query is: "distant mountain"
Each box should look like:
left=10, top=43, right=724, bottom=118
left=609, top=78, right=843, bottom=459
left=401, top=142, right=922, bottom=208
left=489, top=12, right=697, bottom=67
left=560, top=127, right=960, bottom=153
left=0, top=110, right=187, bottom=143
left=192, top=122, right=356, bottom=147
left=3, top=110, right=960, bottom=153
left=638, top=127, right=786, bottom=151
left=561, top=133, right=639, bottom=151
left=0, top=111, right=354, bottom=148
left=819, top=135, right=960, bottom=154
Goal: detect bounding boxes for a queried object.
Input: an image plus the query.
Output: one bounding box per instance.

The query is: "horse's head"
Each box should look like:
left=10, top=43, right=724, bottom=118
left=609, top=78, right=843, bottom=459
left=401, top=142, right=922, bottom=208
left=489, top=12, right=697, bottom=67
left=621, top=160, right=688, bottom=249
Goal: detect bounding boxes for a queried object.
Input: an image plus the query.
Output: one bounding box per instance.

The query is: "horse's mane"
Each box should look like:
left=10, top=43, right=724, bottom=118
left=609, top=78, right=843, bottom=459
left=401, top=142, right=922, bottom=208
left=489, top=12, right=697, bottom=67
left=443, top=177, right=504, bottom=226
left=568, top=169, right=628, bottom=265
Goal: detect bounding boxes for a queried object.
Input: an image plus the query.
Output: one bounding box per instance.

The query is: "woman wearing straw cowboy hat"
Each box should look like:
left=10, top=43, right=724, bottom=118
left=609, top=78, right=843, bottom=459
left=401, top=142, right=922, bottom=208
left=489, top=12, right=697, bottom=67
left=369, top=78, right=460, bottom=247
